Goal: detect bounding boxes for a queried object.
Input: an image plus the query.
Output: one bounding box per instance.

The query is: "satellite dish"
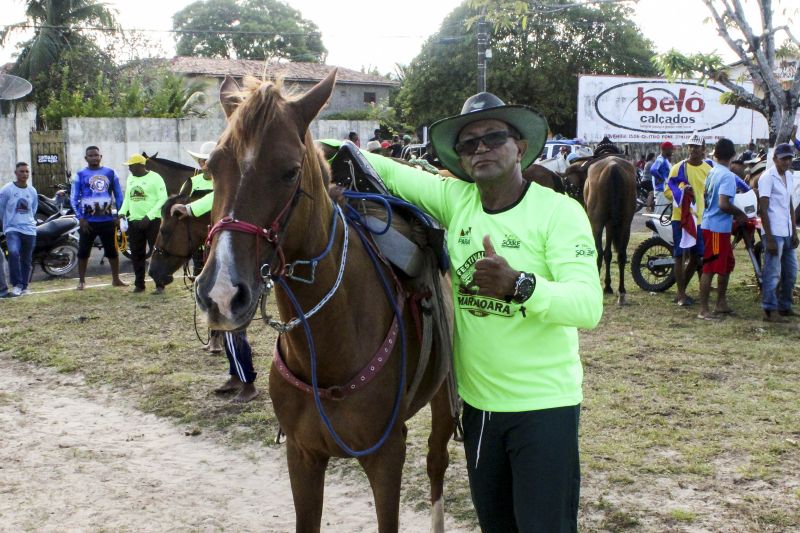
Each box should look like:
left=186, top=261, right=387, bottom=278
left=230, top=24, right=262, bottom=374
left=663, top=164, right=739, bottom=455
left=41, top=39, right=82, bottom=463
left=0, top=73, right=33, bottom=100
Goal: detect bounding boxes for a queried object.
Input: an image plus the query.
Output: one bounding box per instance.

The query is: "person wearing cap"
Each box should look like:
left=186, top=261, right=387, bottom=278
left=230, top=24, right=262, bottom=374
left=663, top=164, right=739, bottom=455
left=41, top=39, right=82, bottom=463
left=170, top=142, right=260, bottom=402
left=118, top=154, right=168, bottom=294
left=322, top=92, right=602, bottom=531
left=71, top=145, right=127, bottom=290
left=757, top=143, right=798, bottom=322
left=650, top=142, right=674, bottom=212
left=663, top=134, right=712, bottom=307
left=698, top=138, right=749, bottom=320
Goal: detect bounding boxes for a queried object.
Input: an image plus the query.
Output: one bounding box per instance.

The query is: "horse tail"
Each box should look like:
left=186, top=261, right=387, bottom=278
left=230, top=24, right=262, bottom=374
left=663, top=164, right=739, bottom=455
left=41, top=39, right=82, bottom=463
left=608, top=163, right=624, bottom=247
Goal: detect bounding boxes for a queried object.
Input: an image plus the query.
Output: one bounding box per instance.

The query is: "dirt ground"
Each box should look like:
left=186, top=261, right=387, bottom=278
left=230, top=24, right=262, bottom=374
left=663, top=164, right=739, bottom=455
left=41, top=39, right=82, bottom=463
left=0, top=355, right=473, bottom=532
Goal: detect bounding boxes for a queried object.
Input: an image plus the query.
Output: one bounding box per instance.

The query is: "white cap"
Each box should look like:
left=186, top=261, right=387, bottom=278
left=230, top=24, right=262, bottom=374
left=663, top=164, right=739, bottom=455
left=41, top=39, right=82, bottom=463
left=186, top=141, right=217, bottom=161
left=365, top=140, right=381, bottom=152
left=686, top=132, right=704, bottom=146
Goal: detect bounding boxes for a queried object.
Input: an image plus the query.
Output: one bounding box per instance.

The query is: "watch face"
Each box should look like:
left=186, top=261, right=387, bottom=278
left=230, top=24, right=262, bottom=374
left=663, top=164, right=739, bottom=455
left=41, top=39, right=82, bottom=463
left=513, top=275, right=534, bottom=303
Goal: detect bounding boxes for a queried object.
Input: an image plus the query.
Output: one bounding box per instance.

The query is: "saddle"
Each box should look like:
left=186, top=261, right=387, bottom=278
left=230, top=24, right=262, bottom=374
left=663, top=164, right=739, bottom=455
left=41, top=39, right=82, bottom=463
left=329, top=142, right=459, bottom=427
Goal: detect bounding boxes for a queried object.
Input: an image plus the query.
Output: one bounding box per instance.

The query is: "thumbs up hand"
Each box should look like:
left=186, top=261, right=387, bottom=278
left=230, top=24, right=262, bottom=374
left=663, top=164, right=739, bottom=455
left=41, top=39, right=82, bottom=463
left=472, top=235, right=518, bottom=300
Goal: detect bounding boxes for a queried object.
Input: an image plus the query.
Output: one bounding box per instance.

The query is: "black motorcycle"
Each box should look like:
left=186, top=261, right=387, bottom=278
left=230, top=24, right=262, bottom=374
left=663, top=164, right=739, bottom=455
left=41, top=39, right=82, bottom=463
left=1, top=215, right=80, bottom=278
left=634, top=168, right=653, bottom=213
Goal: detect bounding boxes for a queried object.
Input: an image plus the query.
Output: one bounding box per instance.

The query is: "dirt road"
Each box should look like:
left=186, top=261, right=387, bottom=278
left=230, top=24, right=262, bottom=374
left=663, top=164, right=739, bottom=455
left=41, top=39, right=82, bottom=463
left=0, top=355, right=471, bottom=532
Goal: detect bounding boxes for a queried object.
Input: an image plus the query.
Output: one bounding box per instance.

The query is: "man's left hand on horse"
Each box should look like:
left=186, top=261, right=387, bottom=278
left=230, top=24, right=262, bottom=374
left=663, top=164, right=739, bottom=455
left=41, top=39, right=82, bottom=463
left=473, top=235, right=519, bottom=299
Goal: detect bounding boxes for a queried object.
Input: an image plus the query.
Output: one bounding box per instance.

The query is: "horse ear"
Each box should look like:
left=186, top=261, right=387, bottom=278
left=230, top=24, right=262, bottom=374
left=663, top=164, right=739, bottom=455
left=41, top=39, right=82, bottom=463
left=292, top=68, right=337, bottom=130
left=220, top=75, right=243, bottom=119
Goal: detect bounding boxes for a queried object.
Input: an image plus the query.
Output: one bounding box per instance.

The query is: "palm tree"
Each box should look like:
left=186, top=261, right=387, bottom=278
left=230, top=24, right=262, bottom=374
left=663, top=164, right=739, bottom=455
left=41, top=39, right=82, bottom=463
left=1, top=0, right=118, bottom=81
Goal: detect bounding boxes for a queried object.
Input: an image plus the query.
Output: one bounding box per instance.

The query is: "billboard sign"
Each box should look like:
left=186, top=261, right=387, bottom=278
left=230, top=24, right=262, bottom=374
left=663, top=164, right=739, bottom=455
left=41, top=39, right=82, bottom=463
left=577, top=75, right=769, bottom=144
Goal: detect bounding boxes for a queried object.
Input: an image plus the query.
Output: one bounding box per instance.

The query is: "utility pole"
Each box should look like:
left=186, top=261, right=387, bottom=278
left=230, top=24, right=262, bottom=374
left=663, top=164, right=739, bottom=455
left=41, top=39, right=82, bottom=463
left=477, top=7, right=488, bottom=93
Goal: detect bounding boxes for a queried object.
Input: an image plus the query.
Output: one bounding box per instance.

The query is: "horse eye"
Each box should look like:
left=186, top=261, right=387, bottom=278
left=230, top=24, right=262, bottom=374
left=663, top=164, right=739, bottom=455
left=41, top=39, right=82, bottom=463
left=282, top=168, right=300, bottom=182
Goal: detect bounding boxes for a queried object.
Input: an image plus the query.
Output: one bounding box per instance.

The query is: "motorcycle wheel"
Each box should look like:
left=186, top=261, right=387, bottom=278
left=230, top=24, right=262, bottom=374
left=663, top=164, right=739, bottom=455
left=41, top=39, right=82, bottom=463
left=42, top=242, right=79, bottom=277
left=631, top=236, right=676, bottom=292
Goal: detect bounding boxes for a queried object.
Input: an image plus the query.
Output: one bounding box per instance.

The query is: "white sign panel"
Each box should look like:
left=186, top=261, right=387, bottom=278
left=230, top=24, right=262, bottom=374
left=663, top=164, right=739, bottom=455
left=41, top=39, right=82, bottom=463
left=577, top=75, right=769, bottom=144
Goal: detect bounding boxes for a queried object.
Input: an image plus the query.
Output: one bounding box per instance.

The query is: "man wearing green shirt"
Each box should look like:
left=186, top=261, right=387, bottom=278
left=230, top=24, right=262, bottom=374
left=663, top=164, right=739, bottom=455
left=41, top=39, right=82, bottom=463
left=120, top=154, right=168, bottom=293
left=327, top=92, right=602, bottom=531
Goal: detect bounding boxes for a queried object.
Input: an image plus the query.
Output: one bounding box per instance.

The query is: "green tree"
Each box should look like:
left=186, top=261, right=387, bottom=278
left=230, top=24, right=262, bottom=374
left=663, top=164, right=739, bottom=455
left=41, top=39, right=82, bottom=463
left=397, top=0, right=656, bottom=135
left=173, top=0, right=327, bottom=62
left=1, top=0, right=119, bottom=121
left=652, top=0, right=800, bottom=147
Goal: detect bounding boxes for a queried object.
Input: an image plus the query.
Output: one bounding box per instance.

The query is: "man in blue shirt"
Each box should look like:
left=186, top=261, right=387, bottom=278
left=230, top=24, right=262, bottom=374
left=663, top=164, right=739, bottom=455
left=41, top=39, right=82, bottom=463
left=651, top=141, right=674, bottom=211
left=70, top=146, right=127, bottom=290
left=0, top=162, right=38, bottom=297
left=698, top=138, right=748, bottom=320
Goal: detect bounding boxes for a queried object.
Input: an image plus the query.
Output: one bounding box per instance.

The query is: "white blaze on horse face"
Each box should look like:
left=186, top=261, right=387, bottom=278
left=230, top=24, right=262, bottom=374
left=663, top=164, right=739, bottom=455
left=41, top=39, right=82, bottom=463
left=208, top=232, right=240, bottom=319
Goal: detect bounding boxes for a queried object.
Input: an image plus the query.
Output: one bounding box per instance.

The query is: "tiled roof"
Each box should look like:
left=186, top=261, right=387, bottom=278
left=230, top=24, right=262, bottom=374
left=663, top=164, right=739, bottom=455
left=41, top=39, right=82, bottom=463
left=165, top=56, right=398, bottom=86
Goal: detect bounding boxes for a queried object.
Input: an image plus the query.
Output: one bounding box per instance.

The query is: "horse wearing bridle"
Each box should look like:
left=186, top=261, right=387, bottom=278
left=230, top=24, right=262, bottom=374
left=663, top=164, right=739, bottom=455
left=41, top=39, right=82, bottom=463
left=193, top=70, right=454, bottom=532
left=562, top=156, right=637, bottom=305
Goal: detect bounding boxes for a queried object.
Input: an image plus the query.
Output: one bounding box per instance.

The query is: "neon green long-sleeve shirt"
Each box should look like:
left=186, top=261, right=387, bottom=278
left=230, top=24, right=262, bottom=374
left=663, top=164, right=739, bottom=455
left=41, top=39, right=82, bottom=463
left=187, top=173, right=214, bottom=217
left=119, top=171, right=168, bottom=221
left=321, top=139, right=603, bottom=412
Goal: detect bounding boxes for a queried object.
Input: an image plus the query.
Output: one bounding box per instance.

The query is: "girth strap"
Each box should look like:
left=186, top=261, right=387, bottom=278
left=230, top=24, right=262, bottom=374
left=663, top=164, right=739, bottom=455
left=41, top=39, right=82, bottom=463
left=272, top=296, right=405, bottom=400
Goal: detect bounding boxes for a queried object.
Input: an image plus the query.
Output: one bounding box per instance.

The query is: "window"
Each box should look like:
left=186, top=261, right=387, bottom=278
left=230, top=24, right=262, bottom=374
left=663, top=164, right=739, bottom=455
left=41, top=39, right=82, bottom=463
left=363, top=92, right=376, bottom=104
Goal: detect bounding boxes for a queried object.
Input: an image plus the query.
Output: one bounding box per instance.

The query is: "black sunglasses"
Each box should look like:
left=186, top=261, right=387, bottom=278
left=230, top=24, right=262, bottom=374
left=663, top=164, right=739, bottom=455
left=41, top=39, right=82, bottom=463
left=454, top=130, right=519, bottom=156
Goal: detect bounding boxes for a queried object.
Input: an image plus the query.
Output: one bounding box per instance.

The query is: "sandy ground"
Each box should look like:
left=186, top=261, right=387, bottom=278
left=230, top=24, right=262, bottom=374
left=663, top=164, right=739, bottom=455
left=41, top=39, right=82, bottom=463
left=0, top=355, right=472, bottom=533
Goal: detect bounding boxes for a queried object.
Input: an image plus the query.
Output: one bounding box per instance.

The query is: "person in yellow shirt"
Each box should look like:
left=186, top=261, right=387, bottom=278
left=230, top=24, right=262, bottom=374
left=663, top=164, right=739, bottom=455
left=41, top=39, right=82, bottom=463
left=664, top=134, right=712, bottom=307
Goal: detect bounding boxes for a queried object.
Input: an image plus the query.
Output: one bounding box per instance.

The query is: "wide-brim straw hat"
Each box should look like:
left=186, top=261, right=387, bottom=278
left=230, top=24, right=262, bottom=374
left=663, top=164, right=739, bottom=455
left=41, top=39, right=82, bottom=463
left=430, top=92, right=548, bottom=182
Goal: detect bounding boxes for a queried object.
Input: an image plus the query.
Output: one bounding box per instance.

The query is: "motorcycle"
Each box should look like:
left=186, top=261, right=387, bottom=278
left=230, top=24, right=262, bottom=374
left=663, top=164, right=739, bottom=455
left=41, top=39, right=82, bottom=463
left=36, top=183, right=73, bottom=223
left=1, top=214, right=80, bottom=278
left=631, top=190, right=763, bottom=292
left=634, top=168, right=653, bottom=213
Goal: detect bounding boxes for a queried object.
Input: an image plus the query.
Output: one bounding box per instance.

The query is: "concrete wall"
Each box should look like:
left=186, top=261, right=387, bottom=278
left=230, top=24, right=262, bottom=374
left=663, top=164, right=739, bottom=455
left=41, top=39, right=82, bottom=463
left=62, top=117, right=377, bottom=188
left=0, top=105, right=36, bottom=186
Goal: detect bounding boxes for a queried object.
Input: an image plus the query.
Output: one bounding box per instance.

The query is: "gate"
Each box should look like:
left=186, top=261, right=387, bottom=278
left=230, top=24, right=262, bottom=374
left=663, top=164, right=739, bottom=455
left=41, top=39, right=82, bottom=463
left=30, top=130, right=68, bottom=194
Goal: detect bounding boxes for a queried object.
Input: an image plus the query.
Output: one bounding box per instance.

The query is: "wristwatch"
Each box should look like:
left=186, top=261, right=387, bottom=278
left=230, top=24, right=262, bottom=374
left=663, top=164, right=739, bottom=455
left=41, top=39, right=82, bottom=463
left=505, top=271, right=536, bottom=304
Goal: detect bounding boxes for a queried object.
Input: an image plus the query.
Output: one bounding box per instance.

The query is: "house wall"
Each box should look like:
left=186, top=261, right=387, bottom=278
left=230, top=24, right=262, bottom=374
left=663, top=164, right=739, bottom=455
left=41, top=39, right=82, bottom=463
left=58, top=116, right=377, bottom=188
left=0, top=106, right=36, bottom=186
left=195, top=77, right=393, bottom=119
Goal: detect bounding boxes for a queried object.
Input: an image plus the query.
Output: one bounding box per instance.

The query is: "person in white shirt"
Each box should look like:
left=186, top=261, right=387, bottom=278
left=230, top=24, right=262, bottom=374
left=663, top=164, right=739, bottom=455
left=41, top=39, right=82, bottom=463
left=758, top=143, right=798, bottom=322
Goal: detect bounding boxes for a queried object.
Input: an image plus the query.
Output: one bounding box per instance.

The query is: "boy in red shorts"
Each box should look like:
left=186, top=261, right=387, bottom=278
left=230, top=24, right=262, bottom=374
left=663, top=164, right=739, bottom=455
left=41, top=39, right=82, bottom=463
left=698, top=138, right=748, bottom=320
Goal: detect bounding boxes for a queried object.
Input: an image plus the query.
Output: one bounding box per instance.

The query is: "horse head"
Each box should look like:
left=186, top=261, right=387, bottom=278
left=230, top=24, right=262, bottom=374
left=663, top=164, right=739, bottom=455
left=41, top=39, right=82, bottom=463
left=149, top=194, right=208, bottom=286
left=562, top=162, right=588, bottom=204
left=194, top=70, right=337, bottom=330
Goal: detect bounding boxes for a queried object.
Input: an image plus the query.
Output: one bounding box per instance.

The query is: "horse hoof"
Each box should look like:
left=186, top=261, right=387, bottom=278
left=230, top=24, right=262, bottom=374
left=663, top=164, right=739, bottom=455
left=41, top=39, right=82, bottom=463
left=617, top=293, right=628, bottom=306
left=604, top=287, right=614, bottom=295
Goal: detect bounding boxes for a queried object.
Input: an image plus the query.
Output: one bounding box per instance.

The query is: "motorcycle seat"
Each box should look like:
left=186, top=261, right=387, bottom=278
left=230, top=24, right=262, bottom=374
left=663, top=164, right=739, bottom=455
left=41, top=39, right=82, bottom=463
left=37, top=217, right=78, bottom=239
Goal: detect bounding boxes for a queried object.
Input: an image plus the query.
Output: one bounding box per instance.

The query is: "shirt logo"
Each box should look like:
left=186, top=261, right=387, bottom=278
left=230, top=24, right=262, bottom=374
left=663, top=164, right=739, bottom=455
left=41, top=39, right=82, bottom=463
left=88, top=175, right=110, bottom=193
left=501, top=233, right=521, bottom=248
left=575, top=243, right=595, bottom=257
left=455, top=251, right=514, bottom=317
left=457, top=227, right=472, bottom=245
left=130, top=186, right=146, bottom=201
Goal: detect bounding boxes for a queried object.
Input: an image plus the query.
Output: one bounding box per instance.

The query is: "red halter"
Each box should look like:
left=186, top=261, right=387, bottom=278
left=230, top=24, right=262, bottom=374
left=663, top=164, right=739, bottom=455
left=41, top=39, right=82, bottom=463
left=205, top=174, right=302, bottom=277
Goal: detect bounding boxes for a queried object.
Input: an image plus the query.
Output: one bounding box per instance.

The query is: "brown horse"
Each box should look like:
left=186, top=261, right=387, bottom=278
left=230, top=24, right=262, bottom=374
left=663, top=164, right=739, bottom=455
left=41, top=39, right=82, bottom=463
left=193, top=71, right=454, bottom=532
left=148, top=193, right=210, bottom=287
left=142, top=152, right=198, bottom=195
left=523, top=163, right=567, bottom=194
left=563, top=156, right=637, bottom=304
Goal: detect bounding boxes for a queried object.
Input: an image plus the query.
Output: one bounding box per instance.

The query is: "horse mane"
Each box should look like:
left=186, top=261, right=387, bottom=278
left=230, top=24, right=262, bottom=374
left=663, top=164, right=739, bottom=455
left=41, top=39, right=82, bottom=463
left=143, top=153, right=197, bottom=173
left=220, top=76, right=294, bottom=158
left=161, top=193, right=191, bottom=218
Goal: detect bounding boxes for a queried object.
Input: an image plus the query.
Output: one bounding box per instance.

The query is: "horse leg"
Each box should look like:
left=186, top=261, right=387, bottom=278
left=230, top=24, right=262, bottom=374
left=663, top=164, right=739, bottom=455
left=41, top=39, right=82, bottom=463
left=286, top=439, right=329, bottom=533
left=427, top=384, right=454, bottom=533
left=603, top=224, right=614, bottom=294
left=616, top=226, right=631, bottom=306
left=358, top=428, right=407, bottom=533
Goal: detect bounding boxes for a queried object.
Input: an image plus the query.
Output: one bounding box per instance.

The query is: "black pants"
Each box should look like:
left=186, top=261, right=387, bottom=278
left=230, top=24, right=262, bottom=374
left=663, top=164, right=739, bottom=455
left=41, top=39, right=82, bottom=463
left=128, top=218, right=161, bottom=288
left=78, top=220, right=118, bottom=259
left=224, top=331, right=257, bottom=383
left=462, top=403, right=581, bottom=533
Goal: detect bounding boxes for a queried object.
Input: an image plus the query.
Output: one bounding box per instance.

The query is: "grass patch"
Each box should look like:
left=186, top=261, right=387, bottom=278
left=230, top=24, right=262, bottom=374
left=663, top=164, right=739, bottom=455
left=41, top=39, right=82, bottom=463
left=1, top=232, right=799, bottom=531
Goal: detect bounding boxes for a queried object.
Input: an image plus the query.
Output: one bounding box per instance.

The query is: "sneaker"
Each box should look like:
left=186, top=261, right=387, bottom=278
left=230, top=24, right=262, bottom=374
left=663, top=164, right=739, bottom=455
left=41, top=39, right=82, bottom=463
left=21, top=288, right=31, bottom=295
left=10, top=286, right=23, bottom=297
left=131, top=286, right=146, bottom=294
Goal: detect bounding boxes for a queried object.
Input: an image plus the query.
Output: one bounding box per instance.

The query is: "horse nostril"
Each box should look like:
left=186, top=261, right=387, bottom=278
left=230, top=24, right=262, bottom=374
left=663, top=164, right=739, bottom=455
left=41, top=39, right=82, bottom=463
left=231, top=283, right=251, bottom=314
